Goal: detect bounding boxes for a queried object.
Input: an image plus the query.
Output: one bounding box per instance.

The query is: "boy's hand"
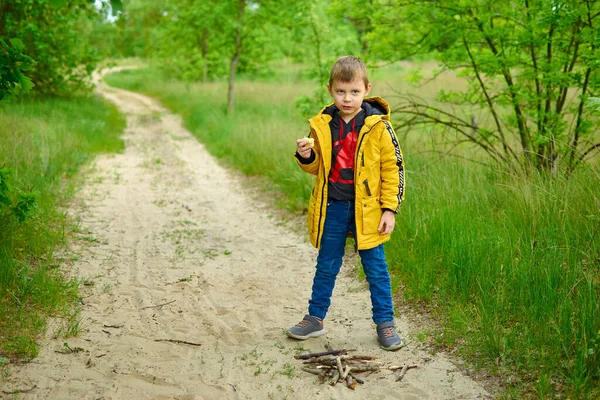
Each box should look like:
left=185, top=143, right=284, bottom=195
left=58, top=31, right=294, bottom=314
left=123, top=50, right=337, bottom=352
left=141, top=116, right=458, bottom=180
left=296, top=137, right=314, bottom=159
left=378, top=210, right=396, bottom=235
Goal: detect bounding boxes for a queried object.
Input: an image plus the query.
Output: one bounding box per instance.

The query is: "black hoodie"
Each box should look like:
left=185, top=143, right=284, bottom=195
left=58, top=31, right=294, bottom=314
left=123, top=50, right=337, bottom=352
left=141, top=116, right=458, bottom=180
left=325, top=101, right=386, bottom=201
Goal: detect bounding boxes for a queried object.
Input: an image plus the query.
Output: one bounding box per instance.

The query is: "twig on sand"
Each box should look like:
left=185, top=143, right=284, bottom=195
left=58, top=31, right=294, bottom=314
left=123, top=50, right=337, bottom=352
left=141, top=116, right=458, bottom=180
left=395, top=364, right=418, bottom=382
left=349, top=372, right=364, bottom=384
left=103, top=323, right=124, bottom=328
left=294, top=349, right=348, bottom=360
left=336, top=357, right=344, bottom=379
left=154, top=339, right=202, bottom=347
left=2, top=385, right=37, bottom=395
left=345, top=373, right=357, bottom=390
left=141, top=300, right=176, bottom=309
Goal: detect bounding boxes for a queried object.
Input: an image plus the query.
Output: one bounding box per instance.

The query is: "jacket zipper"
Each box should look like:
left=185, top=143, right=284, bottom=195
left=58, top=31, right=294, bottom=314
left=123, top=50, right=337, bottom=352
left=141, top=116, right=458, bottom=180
left=350, top=120, right=383, bottom=250
left=354, top=121, right=381, bottom=168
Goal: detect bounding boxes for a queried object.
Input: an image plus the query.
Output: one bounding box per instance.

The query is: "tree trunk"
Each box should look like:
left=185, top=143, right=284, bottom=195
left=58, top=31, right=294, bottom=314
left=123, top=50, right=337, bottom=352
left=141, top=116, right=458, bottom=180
left=227, top=0, right=244, bottom=113
left=201, top=29, right=208, bottom=83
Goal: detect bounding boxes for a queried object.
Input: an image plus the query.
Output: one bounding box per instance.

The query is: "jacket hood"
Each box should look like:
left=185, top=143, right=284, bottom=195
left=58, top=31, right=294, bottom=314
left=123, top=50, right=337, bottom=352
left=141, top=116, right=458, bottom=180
left=324, top=96, right=389, bottom=117
left=310, top=96, right=390, bottom=128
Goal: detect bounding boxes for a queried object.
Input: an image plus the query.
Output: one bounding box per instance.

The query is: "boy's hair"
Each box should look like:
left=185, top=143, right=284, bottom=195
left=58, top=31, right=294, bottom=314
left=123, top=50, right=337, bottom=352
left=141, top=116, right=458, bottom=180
left=328, top=56, right=370, bottom=88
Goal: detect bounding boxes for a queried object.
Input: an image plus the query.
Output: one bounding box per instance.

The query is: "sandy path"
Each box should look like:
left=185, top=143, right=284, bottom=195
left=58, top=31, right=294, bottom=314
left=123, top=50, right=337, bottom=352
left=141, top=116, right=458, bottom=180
left=4, top=70, right=493, bottom=400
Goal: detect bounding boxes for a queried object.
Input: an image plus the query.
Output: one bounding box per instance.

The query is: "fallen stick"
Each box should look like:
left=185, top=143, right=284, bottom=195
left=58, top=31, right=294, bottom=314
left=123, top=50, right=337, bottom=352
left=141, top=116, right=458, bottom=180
left=395, top=364, right=418, bottom=381
left=329, top=370, right=340, bottom=386
left=335, top=357, right=344, bottom=380
left=341, top=365, right=352, bottom=380
left=349, top=372, right=364, bottom=385
left=302, top=354, right=376, bottom=364
left=1, top=385, right=37, bottom=395
left=317, top=368, right=329, bottom=383
left=294, top=349, right=347, bottom=360
left=103, top=323, right=124, bottom=328
left=154, top=339, right=202, bottom=347
left=345, top=373, right=357, bottom=390
left=142, top=300, right=176, bottom=309
left=332, top=363, right=404, bottom=373
left=396, top=364, right=409, bottom=382
left=301, top=366, right=321, bottom=376
left=305, top=358, right=382, bottom=367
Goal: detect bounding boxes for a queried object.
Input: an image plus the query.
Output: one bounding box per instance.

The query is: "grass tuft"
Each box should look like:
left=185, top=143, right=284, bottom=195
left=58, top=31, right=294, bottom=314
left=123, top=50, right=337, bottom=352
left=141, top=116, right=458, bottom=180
left=0, top=95, right=125, bottom=359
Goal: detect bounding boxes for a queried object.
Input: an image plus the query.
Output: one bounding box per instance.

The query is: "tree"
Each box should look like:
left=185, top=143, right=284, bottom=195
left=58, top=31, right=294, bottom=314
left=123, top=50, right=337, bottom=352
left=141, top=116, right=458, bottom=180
left=148, top=0, right=309, bottom=110
left=292, top=0, right=362, bottom=117
left=368, top=0, right=600, bottom=174
left=227, top=0, right=245, bottom=112
left=328, top=0, right=376, bottom=55
left=0, top=38, right=35, bottom=100
left=0, top=0, right=122, bottom=96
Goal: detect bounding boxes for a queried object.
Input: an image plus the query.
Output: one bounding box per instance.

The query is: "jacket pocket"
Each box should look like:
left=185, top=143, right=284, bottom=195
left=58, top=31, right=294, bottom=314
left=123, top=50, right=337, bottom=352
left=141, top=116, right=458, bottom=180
left=361, top=197, right=382, bottom=235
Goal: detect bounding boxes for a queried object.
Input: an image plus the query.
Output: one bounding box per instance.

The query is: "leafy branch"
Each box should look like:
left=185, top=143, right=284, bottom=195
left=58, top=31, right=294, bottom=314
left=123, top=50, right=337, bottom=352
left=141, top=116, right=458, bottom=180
left=0, top=38, right=35, bottom=100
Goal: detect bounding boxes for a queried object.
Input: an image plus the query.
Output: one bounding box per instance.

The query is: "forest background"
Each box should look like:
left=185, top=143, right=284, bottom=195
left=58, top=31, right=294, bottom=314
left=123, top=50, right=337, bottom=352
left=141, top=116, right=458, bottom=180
left=1, top=0, right=600, bottom=398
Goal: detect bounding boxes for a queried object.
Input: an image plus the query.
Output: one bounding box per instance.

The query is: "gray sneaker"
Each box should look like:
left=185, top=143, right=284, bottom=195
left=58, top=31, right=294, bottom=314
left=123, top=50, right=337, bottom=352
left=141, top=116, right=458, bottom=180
left=286, top=315, right=326, bottom=340
left=377, top=321, right=403, bottom=351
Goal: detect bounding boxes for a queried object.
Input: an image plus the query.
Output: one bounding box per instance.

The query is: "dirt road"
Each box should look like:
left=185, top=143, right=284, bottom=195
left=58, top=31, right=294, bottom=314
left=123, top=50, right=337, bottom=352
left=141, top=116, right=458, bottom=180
left=5, top=70, right=493, bottom=399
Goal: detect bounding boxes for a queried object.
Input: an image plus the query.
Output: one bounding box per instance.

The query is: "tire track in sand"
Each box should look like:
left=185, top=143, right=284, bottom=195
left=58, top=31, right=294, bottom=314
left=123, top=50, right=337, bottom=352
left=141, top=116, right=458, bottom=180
left=5, top=69, right=493, bottom=400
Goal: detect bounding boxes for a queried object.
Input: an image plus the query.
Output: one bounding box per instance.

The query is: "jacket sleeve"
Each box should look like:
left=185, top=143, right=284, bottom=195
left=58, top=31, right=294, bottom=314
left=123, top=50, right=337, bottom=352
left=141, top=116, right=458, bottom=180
left=379, top=120, right=405, bottom=213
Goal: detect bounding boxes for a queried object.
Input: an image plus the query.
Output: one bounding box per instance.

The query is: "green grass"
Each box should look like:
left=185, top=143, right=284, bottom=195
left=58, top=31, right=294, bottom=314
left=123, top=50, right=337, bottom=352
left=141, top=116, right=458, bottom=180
left=0, top=95, right=125, bottom=359
left=104, top=66, right=600, bottom=399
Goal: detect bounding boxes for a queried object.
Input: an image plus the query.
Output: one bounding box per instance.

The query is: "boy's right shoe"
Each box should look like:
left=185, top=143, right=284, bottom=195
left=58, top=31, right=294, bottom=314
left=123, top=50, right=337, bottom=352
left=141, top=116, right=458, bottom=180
left=376, top=321, right=403, bottom=351
left=286, top=314, right=326, bottom=340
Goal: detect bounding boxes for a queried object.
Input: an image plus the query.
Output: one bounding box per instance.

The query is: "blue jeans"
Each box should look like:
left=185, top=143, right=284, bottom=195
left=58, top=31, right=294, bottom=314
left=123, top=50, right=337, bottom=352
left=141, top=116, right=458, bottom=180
left=308, top=200, right=395, bottom=324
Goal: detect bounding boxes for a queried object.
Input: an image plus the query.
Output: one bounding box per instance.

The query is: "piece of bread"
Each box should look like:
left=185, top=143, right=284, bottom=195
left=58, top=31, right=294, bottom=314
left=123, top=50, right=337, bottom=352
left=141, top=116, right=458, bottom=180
left=303, top=137, right=315, bottom=148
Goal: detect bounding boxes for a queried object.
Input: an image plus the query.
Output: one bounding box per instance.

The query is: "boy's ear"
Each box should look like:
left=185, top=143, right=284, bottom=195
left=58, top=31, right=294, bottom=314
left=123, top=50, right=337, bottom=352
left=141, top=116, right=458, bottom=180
left=327, top=84, right=333, bottom=97
left=365, top=83, right=372, bottom=96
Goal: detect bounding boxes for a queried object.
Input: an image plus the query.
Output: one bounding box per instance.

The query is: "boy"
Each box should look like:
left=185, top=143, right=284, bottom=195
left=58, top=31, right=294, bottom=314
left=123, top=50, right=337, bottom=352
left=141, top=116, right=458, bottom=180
left=288, top=56, right=405, bottom=351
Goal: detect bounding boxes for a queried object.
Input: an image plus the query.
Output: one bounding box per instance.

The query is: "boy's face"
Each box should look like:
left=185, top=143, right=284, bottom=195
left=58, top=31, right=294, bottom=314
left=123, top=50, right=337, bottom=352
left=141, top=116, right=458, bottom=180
left=327, top=78, right=371, bottom=122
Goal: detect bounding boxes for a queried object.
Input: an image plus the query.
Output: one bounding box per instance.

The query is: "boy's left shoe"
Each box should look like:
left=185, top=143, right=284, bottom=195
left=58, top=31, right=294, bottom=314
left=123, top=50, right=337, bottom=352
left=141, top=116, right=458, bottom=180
left=376, top=321, right=403, bottom=351
left=286, top=315, right=326, bottom=340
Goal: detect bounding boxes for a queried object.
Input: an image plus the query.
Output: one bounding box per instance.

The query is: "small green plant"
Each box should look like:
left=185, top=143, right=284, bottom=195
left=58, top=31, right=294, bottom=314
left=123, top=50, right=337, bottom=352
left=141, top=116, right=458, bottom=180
left=279, top=363, right=295, bottom=378
left=0, top=357, right=9, bottom=380
left=274, top=340, right=285, bottom=350
left=81, top=279, right=95, bottom=287
left=293, top=342, right=307, bottom=355
left=59, top=342, right=85, bottom=354
left=0, top=167, right=38, bottom=222
left=53, top=311, right=82, bottom=339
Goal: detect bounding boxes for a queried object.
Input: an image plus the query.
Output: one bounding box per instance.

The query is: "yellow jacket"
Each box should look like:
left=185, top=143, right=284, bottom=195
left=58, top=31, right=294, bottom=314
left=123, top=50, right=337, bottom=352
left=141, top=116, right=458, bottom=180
left=295, top=97, right=405, bottom=250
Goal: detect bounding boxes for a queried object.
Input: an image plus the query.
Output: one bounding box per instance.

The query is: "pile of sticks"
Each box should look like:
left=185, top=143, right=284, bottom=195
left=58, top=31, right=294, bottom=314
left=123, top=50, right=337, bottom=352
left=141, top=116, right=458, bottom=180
left=295, top=348, right=417, bottom=390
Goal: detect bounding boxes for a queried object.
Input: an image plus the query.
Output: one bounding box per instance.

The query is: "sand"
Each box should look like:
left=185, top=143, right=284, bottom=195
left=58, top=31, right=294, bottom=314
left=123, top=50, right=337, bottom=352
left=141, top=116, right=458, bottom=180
left=3, top=69, right=494, bottom=400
